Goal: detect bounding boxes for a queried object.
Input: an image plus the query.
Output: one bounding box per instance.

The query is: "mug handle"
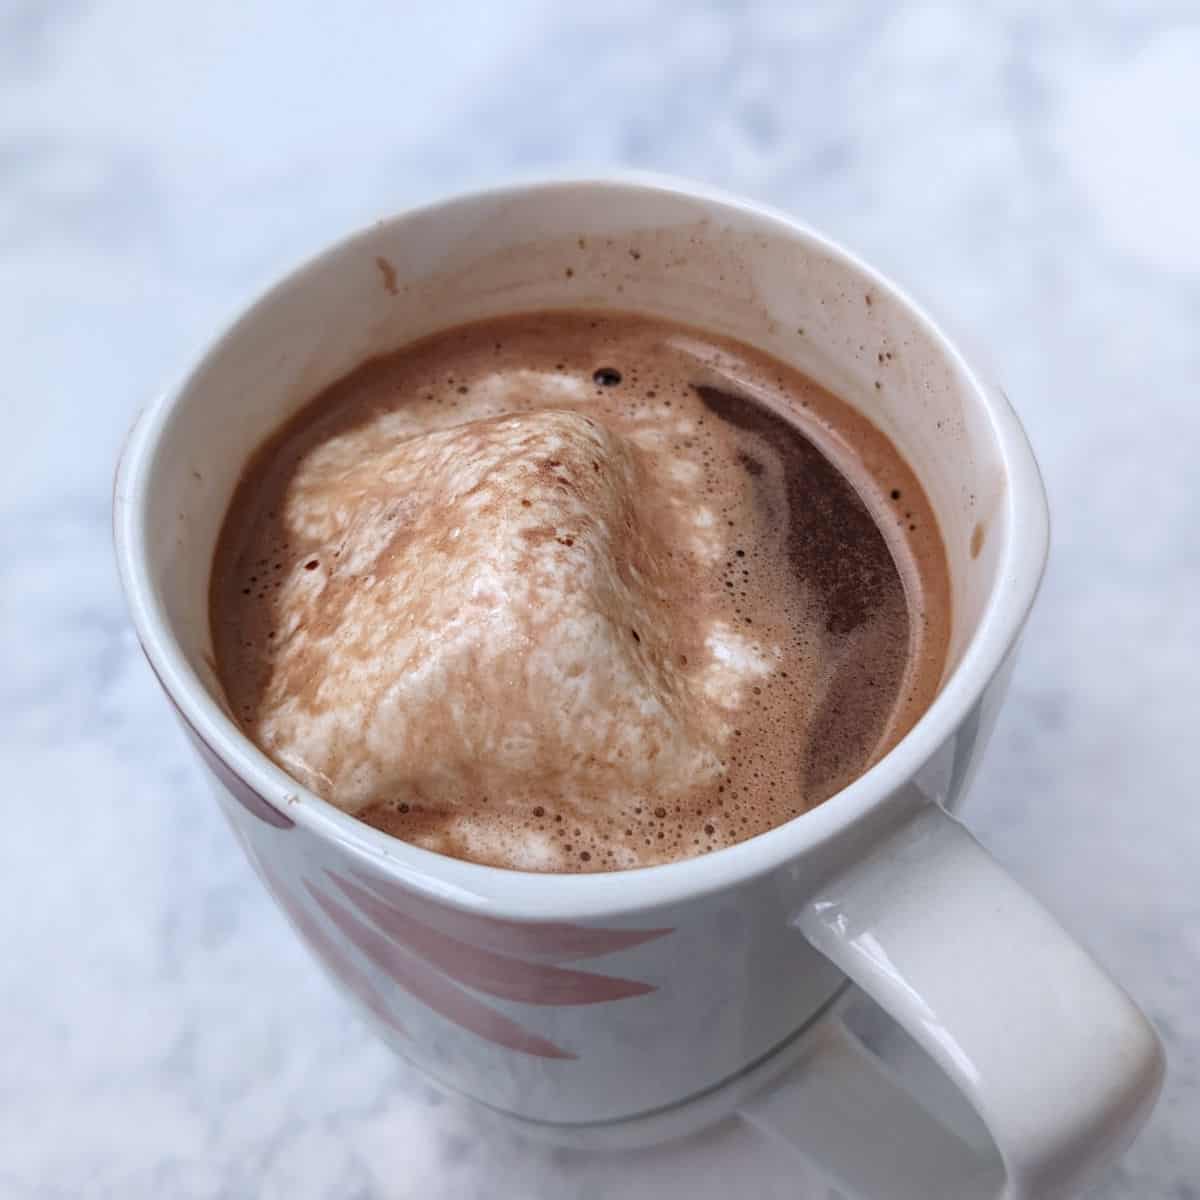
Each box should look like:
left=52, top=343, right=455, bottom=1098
left=740, top=804, right=1164, bottom=1199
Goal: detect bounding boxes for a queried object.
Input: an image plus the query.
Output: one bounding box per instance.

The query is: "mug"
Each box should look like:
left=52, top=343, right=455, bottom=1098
left=113, top=174, right=1163, bottom=1199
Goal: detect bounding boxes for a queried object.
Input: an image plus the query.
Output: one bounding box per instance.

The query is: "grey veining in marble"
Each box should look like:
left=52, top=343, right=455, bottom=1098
left=3, top=2, right=1198, bottom=1196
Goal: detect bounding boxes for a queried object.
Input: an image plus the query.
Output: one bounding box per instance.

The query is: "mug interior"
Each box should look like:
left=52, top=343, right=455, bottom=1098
left=117, top=177, right=1044, bottom=904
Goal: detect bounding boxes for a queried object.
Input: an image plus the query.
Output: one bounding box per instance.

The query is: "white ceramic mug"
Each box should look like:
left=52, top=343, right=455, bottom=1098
left=113, top=175, right=1163, bottom=1199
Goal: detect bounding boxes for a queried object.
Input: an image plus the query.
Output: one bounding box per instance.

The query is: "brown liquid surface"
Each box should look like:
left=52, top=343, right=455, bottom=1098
left=211, top=312, right=950, bottom=872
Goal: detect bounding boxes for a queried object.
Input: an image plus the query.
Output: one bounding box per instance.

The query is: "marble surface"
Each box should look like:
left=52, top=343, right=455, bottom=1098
left=4, top=2, right=1199, bottom=1196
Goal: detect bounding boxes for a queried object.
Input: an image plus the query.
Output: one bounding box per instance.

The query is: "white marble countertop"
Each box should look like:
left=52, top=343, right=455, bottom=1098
left=4, top=3, right=1198, bottom=1196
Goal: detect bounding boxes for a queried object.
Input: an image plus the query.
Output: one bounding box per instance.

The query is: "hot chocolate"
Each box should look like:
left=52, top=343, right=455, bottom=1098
left=210, top=312, right=950, bottom=871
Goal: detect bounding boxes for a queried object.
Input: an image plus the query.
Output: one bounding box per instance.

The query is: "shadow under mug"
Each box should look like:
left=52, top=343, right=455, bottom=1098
left=114, top=174, right=1163, bottom=1200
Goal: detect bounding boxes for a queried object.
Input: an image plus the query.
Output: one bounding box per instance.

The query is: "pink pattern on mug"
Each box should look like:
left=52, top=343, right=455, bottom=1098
left=307, top=880, right=576, bottom=1059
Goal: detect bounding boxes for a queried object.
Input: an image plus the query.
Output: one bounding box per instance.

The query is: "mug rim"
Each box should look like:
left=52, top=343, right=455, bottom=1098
left=113, top=171, right=1049, bottom=920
